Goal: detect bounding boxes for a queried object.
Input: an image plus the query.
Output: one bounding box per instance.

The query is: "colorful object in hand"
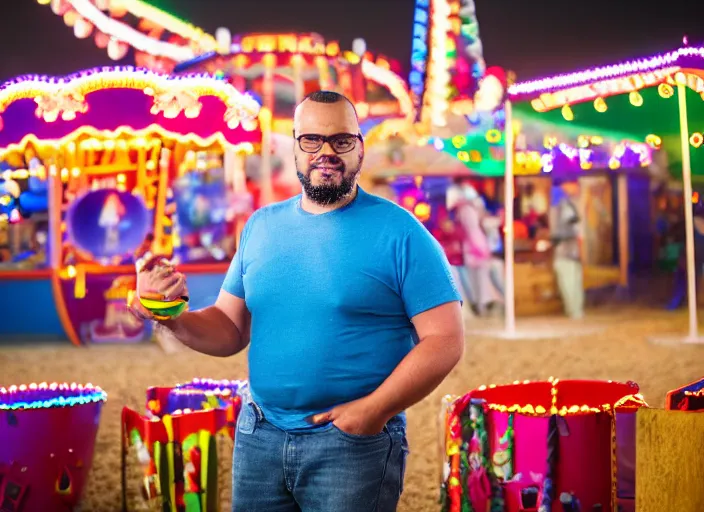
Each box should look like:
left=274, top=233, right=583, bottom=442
left=138, top=293, right=189, bottom=320
left=133, top=252, right=188, bottom=320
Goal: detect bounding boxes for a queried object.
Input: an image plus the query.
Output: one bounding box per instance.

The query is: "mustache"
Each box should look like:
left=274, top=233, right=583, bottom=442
left=310, top=156, right=345, bottom=170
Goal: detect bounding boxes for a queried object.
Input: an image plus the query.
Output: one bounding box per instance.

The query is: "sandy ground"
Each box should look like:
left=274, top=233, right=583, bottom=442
left=1, top=305, right=703, bottom=512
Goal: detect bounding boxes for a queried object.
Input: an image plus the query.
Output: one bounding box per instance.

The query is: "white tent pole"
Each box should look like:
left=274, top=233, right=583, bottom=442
left=676, top=77, right=700, bottom=342
left=504, top=100, right=516, bottom=335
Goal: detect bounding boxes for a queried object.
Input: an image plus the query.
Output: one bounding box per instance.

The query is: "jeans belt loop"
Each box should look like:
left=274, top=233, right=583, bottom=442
left=251, top=401, right=264, bottom=422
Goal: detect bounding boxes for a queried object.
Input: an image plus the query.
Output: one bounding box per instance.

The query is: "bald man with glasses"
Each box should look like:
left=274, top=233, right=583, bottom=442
left=131, top=90, right=464, bottom=511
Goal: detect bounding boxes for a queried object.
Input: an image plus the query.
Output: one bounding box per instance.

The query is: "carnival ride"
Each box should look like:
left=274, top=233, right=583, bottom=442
left=37, top=0, right=506, bottom=205
left=0, top=67, right=260, bottom=344
left=506, top=45, right=704, bottom=339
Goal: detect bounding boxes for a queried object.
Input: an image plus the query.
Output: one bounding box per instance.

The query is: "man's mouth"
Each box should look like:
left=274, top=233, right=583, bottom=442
left=312, top=166, right=343, bottom=176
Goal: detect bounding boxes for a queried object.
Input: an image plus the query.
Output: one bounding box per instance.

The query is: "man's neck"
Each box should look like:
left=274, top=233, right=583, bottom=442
left=300, top=186, right=358, bottom=215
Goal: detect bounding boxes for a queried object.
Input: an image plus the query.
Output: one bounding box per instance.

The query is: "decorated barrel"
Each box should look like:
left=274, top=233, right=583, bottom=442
left=665, top=376, right=704, bottom=411
left=0, top=382, right=107, bottom=511
left=440, top=378, right=647, bottom=512
left=121, top=378, right=247, bottom=512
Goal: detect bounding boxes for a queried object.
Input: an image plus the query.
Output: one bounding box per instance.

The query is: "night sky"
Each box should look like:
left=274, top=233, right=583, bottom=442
left=3, top=0, right=704, bottom=82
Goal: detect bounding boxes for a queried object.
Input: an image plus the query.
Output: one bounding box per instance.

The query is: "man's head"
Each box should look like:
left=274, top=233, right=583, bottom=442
left=293, top=91, right=363, bottom=206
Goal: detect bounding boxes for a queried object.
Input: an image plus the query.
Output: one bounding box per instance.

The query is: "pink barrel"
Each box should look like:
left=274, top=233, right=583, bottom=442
left=0, top=382, right=107, bottom=511
left=443, top=379, right=647, bottom=512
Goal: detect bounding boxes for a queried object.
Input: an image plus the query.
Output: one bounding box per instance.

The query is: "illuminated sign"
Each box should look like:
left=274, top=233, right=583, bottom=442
left=530, top=69, right=677, bottom=112
left=237, top=34, right=332, bottom=56
left=515, top=140, right=653, bottom=174
left=409, top=0, right=430, bottom=113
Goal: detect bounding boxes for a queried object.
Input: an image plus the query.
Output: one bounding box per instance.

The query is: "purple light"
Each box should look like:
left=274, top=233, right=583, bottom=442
left=161, top=378, right=247, bottom=415
left=0, top=66, right=225, bottom=93
left=508, top=46, right=704, bottom=98
left=174, top=377, right=247, bottom=394
left=533, top=141, right=652, bottom=173
left=0, top=382, right=107, bottom=411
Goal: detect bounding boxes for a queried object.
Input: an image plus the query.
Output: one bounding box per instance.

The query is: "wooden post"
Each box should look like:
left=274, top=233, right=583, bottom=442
left=503, top=100, right=516, bottom=335
left=48, top=165, right=61, bottom=269
left=260, top=54, right=276, bottom=206
left=136, top=143, right=147, bottom=195
left=292, top=54, right=305, bottom=104
left=676, top=79, right=700, bottom=342
left=153, top=148, right=170, bottom=255
left=617, top=174, right=629, bottom=287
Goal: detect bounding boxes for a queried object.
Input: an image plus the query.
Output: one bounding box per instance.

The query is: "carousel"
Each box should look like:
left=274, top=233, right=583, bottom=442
left=0, top=66, right=260, bottom=344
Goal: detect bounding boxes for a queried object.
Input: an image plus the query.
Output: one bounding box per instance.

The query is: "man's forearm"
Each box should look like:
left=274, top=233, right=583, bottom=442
left=366, top=334, right=464, bottom=420
left=158, top=306, right=247, bottom=357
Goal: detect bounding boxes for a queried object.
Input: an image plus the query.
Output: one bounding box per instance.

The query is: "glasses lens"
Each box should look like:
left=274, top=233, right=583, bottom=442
left=331, top=135, right=357, bottom=154
left=299, top=135, right=323, bottom=153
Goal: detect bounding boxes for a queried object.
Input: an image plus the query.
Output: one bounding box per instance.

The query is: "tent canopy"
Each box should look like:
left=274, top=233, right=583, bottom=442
left=508, top=46, right=704, bottom=179
left=513, top=83, right=704, bottom=179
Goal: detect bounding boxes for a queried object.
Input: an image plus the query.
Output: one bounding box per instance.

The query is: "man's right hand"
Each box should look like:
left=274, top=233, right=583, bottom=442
left=128, top=254, right=188, bottom=320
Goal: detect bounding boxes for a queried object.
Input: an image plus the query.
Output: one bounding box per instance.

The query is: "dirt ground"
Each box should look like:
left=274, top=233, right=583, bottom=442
left=1, top=306, right=702, bottom=512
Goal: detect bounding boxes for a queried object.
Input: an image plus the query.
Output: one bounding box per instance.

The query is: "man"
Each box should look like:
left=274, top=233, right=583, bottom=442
left=130, top=91, right=464, bottom=511
left=549, top=180, right=584, bottom=319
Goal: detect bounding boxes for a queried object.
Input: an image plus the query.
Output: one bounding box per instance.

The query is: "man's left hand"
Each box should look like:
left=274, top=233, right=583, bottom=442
left=311, top=396, right=389, bottom=436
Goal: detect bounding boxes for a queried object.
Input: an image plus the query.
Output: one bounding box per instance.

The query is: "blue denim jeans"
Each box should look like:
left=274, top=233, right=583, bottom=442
left=232, top=397, right=409, bottom=511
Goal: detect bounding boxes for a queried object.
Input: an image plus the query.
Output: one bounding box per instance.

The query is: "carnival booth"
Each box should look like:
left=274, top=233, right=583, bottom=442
left=440, top=378, right=648, bottom=512
left=504, top=117, right=661, bottom=315
left=0, top=67, right=260, bottom=344
left=0, top=382, right=107, bottom=511
left=507, top=45, right=704, bottom=337
left=121, top=378, right=247, bottom=512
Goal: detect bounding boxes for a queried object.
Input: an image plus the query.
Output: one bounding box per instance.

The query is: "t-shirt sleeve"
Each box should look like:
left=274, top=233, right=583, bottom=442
left=222, top=215, right=256, bottom=299
left=398, top=221, right=462, bottom=319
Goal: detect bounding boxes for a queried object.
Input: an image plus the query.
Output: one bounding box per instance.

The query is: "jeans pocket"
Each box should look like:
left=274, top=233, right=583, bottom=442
left=399, top=436, right=409, bottom=495
left=237, top=402, right=256, bottom=435
left=331, top=424, right=388, bottom=444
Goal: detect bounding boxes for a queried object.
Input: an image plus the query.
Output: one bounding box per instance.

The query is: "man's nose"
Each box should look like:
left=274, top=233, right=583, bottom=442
left=318, top=140, right=336, bottom=156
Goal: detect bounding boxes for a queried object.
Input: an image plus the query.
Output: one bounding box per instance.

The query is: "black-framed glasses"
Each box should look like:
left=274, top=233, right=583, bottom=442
left=294, top=132, right=363, bottom=154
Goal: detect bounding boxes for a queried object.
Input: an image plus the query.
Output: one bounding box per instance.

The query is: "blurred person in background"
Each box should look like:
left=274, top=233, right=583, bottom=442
left=666, top=201, right=704, bottom=310
left=442, top=185, right=477, bottom=318
left=482, top=204, right=505, bottom=300
left=550, top=180, right=584, bottom=319
left=451, top=182, right=495, bottom=316
left=520, top=181, right=548, bottom=239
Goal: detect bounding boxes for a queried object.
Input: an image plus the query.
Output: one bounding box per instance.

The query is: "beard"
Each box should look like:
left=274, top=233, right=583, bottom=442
left=296, top=154, right=362, bottom=206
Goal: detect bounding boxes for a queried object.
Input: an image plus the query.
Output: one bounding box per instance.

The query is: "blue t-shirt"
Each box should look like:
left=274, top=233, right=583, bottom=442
left=222, top=187, right=461, bottom=430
